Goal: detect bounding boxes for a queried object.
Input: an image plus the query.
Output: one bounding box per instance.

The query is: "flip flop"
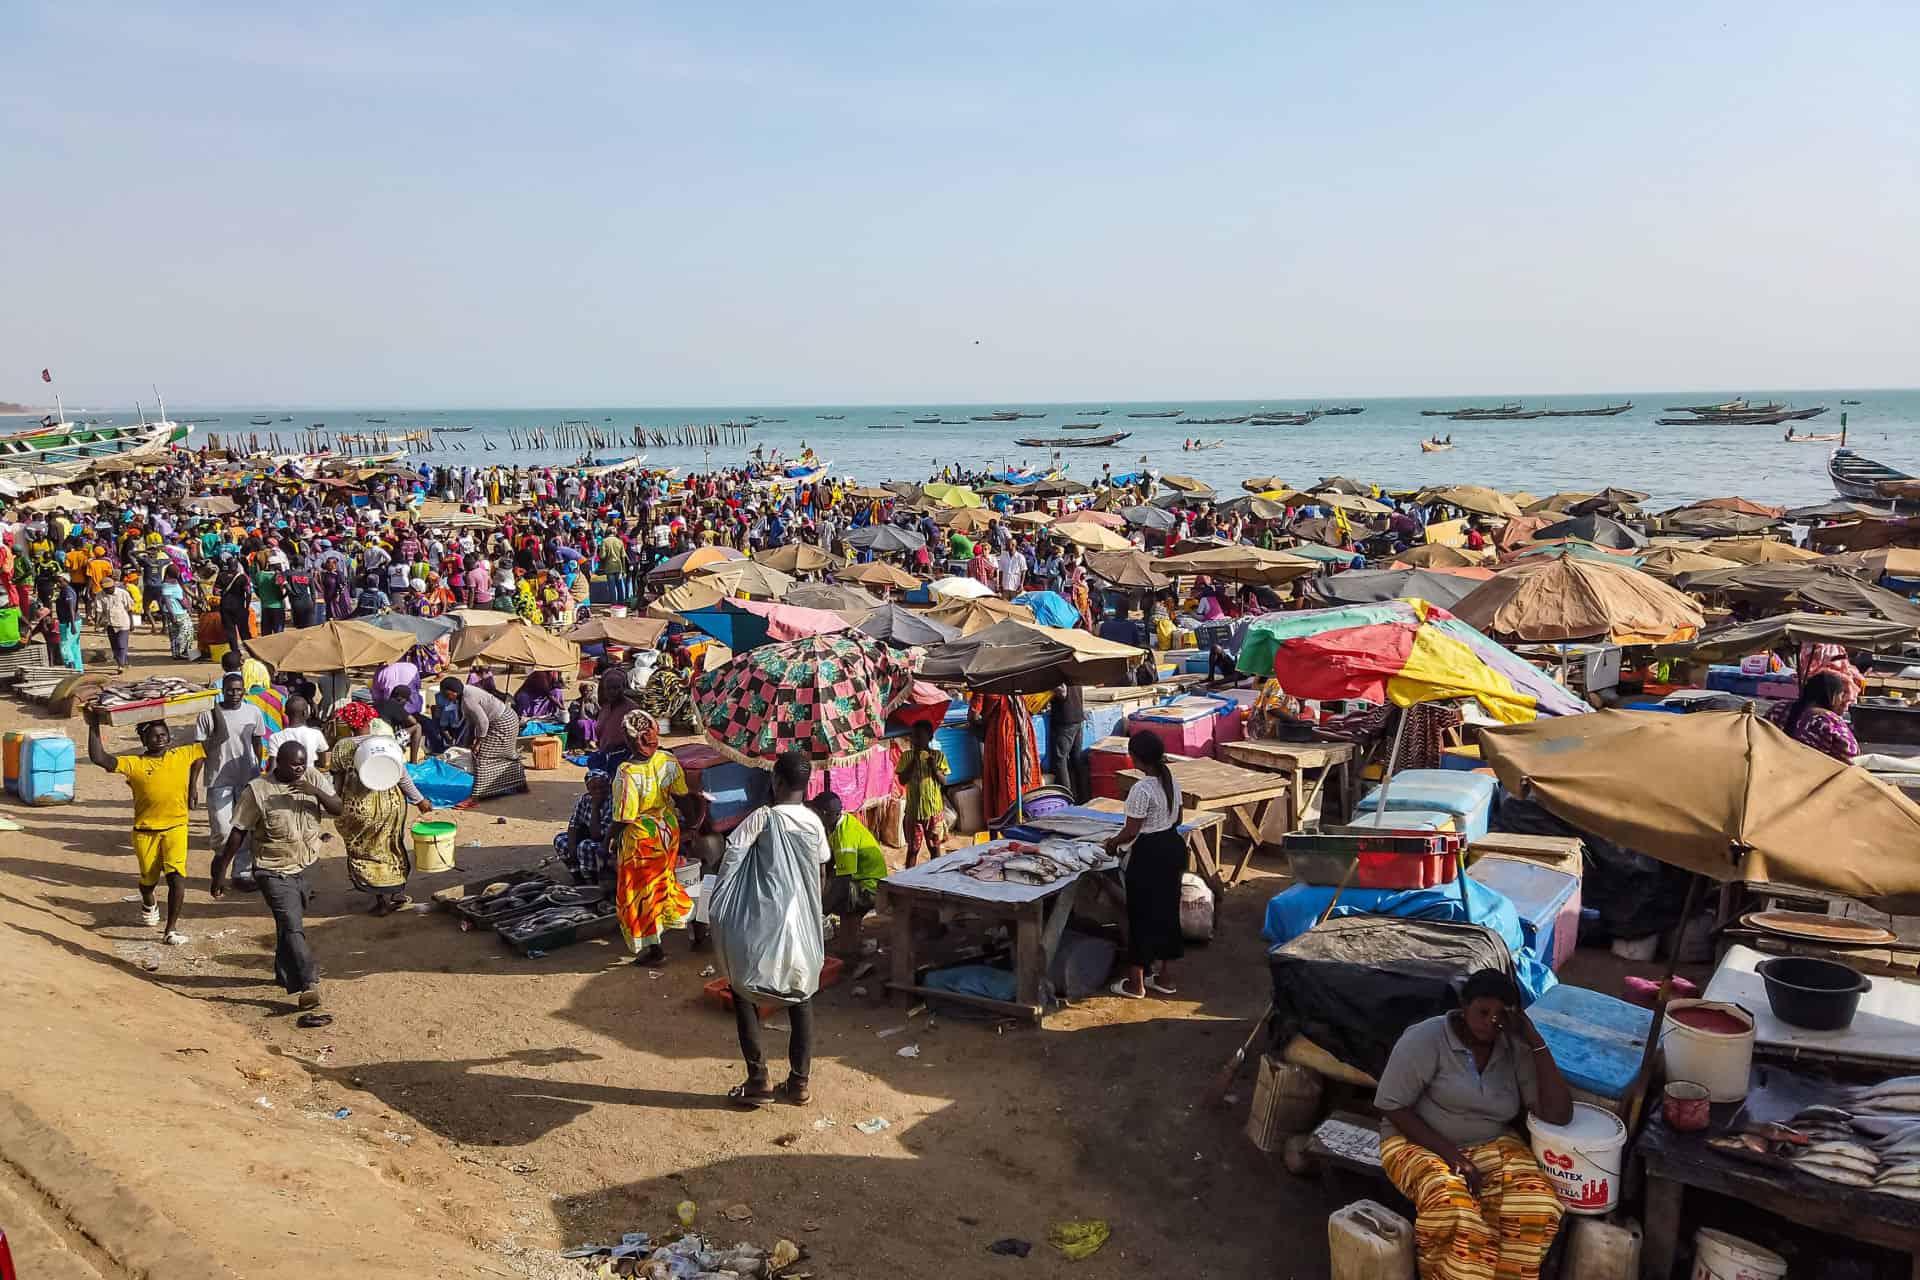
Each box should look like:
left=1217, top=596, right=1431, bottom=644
left=1108, top=980, right=1145, bottom=1000
left=296, top=1012, right=334, bottom=1029
left=1145, top=977, right=1180, bottom=996
left=727, top=1082, right=774, bottom=1109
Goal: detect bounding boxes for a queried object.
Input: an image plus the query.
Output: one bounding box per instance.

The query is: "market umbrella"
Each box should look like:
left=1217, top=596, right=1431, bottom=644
left=842, top=523, right=928, bottom=555
left=1493, top=515, right=1558, bottom=552
left=365, top=611, right=459, bottom=644
left=1236, top=599, right=1589, bottom=723
left=926, top=575, right=995, bottom=601
left=942, top=507, right=1001, bottom=533
left=693, top=560, right=794, bottom=600
left=752, top=543, right=839, bottom=575
left=184, top=495, right=239, bottom=515
left=1659, top=612, right=1918, bottom=662
left=1702, top=537, right=1821, bottom=566
left=1303, top=567, right=1487, bottom=611
left=681, top=598, right=851, bottom=651
left=1084, top=549, right=1171, bottom=590
left=450, top=619, right=581, bottom=671
left=858, top=603, right=961, bottom=648
left=1243, top=476, right=1289, bottom=493
left=1633, top=545, right=1740, bottom=581
left=1216, top=495, right=1291, bottom=521
left=847, top=486, right=895, bottom=500
left=1422, top=485, right=1523, bottom=519
left=1054, top=522, right=1134, bottom=552
left=1479, top=709, right=1920, bottom=913
left=1533, top=513, right=1647, bottom=550
left=1506, top=540, right=1644, bottom=568
left=1315, top=492, right=1394, bottom=516
left=1027, top=477, right=1090, bottom=498
left=784, top=582, right=881, bottom=614
left=836, top=560, right=922, bottom=592
left=24, top=492, right=95, bottom=513
left=692, top=631, right=918, bottom=768
left=1161, top=474, right=1216, bottom=497
left=1012, top=590, right=1081, bottom=628
left=920, top=619, right=1143, bottom=694
left=926, top=595, right=1037, bottom=635
left=1657, top=508, right=1780, bottom=538
left=1451, top=552, right=1704, bottom=645
left=566, top=615, right=669, bottom=647
left=922, top=482, right=983, bottom=509
left=1524, top=492, right=1595, bottom=516
left=1155, top=545, right=1319, bottom=587
left=1120, top=505, right=1177, bottom=531
left=1054, top=509, right=1126, bottom=529
left=648, top=577, right=729, bottom=618
left=1677, top=564, right=1920, bottom=626
left=1565, top=487, right=1651, bottom=516
left=1670, top=496, right=1786, bottom=520
left=1390, top=543, right=1483, bottom=570
left=1313, top=476, right=1372, bottom=496
left=650, top=545, right=746, bottom=579
left=1819, top=547, right=1920, bottom=581
left=1007, top=510, right=1054, bottom=528
left=246, top=620, right=413, bottom=674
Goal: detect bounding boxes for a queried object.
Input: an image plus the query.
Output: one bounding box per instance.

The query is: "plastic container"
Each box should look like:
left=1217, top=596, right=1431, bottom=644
left=1690, top=1228, right=1787, bottom=1280
left=1755, top=955, right=1872, bottom=1031
left=18, top=733, right=74, bottom=806
left=949, top=782, right=984, bottom=834
left=354, top=736, right=407, bottom=791
left=1469, top=854, right=1582, bottom=972
left=1353, top=769, right=1498, bottom=841
left=1528, top=1102, right=1627, bottom=1214
left=1660, top=999, right=1755, bottom=1103
left=1527, top=984, right=1654, bottom=1115
left=1326, top=1200, right=1415, bottom=1280
left=1247, top=1054, right=1324, bottom=1151
left=1129, top=700, right=1219, bottom=759
left=2, top=729, right=30, bottom=794
left=529, top=735, right=563, bottom=770
left=1565, top=1217, right=1641, bottom=1280
left=1282, top=831, right=1466, bottom=890
left=412, top=820, right=459, bottom=873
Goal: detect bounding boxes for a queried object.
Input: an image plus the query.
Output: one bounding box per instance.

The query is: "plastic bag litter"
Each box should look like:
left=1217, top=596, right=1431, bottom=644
left=1179, top=872, right=1215, bottom=942
left=709, top=807, right=826, bottom=1006
left=1048, top=1219, right=1110, bottom=1261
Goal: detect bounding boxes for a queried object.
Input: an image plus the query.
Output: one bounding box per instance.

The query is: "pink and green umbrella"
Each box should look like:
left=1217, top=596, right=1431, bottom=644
left=693, top=631, right=918, bottom=769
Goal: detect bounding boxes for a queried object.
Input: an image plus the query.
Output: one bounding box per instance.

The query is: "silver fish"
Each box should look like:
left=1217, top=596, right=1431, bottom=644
left=1799, top=1153, right=1880, bottom=1176
left=1874, top=1183, right=1920, bottom=1202
left=1800, top=1164, right=1875, bottom=1187
left=1807, top=1141, right=1879, bottom=1162
left=1795, top=1105, right=1855, bottom=1124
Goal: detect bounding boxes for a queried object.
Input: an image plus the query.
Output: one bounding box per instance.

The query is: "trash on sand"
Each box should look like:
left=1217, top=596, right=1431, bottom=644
left=812, top=1117, right=836, bottom=1130
left=526, top=949, right=547, bottom=959
left=174, top=1046, right=208, bottom=1055
left=331, top=1107, right=352, bottom=1119
left=770, top=1239, right=801, bottom=1272
left=876, top=1025, right=908, bottom=1039
left=675, top=1200, right=698, bottom=1227
left=699, top=965, right=717, bottom=978
left=897, top=1044, right=921, bottom=1059
left=722, top=1203, right=753, bottom=1222
left=141, top=958, right=161, bottom=972
left=773, top=1131, right=801, bottom=1148
left=647, top=969, right=663, bottom=980
left=1048, top=1220, right=1110, bottom=1261
left=854, top=1116, right=891, bottom=1135
left=254, top=1096, right=274, bottom=1108
left=799, top=1220, right=822, bottom=1232
left=988, top=1238, right=1033, bottom=1257
left=907, top=1002, right=929, bottom=1018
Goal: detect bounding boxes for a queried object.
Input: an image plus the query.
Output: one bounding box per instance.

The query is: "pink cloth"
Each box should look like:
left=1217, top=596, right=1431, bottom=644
left=806, top=741, right=898, bottom=812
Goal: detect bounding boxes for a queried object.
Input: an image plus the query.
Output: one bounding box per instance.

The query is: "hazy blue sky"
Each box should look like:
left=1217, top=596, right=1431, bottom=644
left=5, top=2, right=1915, bottom=407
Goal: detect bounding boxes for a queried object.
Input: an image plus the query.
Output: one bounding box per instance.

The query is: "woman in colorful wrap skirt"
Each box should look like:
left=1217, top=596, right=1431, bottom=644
left=610, top=710, right=696, bottom=967
left=1373, top=970, right=1573, bottom=1280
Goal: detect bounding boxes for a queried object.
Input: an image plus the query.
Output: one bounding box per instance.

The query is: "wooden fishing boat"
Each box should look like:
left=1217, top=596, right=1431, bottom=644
left=1658, top=411, right=1794, bottom=426
left=865, top=424, right=906, bottom=430
left=1539, top=402, right=1634, bottom=417
left=1323, top=406, right=1366, bottom=415
left=1014, top=431, right=1131, bottom=448
left=1784, top=431, right=1843, bottom=443
left=817, top=414, right=846, bottom=420
left=1664, top=398, right=1751, bottom=413
left=1126, top=410, right=1182, bottom=418
left=1178, top=415, right=1249, bottom=425
left=1420, top=440, right=1455, bottom=452
left=1841, top=399, right=1863, bottom=405
left=1829, top=448, right=1913, bottom=502
left=971, top=412, right=1022, bottom=422
left=1078, top=409, right=1111, bottom=415
left=1061, top=423, right=1105, bottom=429
left=0, top=414, right=187, bottom=463
left=912, top=417, right=941, bottom=424
left=249, top=415, right=274, bottom=426
left=1253, top=415, right=1312, bottom=426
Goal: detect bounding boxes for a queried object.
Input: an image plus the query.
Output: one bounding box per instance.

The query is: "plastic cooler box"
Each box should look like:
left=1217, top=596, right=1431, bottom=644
left=672, top=743, right=757, bottom=826
left=1281, top=830, right=1466, bottom=890
left=1353, top=769, right=1497, bottom=842
left=18, top=733, right=75, bottom=806
left=1471, top=854, right=1583, bottom=972
left=1526, top=984, right=1654, bottom=1117
left=1129, top=698, right=1224, bottom=759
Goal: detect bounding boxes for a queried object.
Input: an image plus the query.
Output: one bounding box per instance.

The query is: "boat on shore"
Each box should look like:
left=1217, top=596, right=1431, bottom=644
left=3, top=412, right=187, bottom=464
left=1014, top=431, right=1131, bottom=448
left=1126, top=410, right=1182, bottom=418
left=1829, top=448, right=1912, bottom=503
left=1539, top=402, right=1634, bottom=417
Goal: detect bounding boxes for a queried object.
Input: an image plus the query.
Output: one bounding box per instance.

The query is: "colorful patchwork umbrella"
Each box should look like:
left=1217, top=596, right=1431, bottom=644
left=1236, top=599, right=1588, bottom=723
left=693, top=631, right=918, bottom=769
left=681, top=598, right=851, bottom=651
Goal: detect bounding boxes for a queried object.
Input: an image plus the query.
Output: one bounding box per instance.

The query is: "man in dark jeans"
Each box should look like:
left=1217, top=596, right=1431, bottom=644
left=211, top=740, right=342, bottom=1010
left=1048, top=680, right=1089, bottom=802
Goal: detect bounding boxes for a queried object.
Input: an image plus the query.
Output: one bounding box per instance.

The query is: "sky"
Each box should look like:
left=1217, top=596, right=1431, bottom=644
left=4, top=1, right=1917, bottom=408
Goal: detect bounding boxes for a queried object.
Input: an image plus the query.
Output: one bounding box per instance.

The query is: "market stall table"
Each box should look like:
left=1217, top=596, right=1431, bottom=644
left=1216, top=737, right=1361, bottom=832
left=1703, top=944, right=1920, bottom=1071
left=1008, top=800, right=1229, bottom=895
left=1119, top=756, right=1308, bottom=887
left=879, top=839, right=1118, bottom=1022
left=1640, top=1110, right=1920, bottom=1280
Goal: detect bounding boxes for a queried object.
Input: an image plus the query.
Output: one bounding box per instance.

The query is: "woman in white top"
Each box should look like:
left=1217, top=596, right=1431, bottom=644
left=1103, top=731, right=1186, bottom=999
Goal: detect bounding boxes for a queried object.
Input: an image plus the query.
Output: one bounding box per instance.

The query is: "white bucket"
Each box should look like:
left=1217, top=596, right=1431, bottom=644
left=608, top=604, right=629, bottom=618
left=1528, top=1103, right=1627, bottom=1215
left=1690, top=1228, right=1787, bottom=1280
left=1661, top=999, right=1756, bottom=1103
left=354, top=736, right=408, bottom=791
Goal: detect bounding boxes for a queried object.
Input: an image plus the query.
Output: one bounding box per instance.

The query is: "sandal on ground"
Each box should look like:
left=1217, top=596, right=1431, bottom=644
left=776, top=1077, right=811, bottom=1106
left=296, top=1012, right=334, bottom=1029
left=1145, top=976, right=1180, bottom=996
left=727, top=1081, right=774, bottom=1108
left=140, top=905, right=161, bottom=927
left=163, top=930, right=190, bottom=946
left=1108, top=979, right=1146, bottom=1000
left=388, top=894, right=412, bottom=911
left=632, top=946, right=666, bottom=968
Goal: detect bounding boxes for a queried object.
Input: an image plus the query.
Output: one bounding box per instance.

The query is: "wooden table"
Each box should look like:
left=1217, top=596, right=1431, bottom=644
left=879, top=842, right=1115, bottom=1022
left=1216, top=738, right=1361, bottom=831
left=1120, top=756, right=1315, bottom=888
left=1049, top=799, right=1230, bottom=895
left=1640, top=1113, right=1920, bottom=1278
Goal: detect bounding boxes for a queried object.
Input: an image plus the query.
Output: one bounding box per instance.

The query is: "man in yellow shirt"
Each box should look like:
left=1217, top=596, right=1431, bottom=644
left=88, top=715, right=206, bottom=945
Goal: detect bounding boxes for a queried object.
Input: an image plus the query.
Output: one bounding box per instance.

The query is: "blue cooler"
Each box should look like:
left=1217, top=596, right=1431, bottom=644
left=1470, top=855, right=1582, bottom=971
left=1336, top=809, right=1458, bottom=833
left=19, top=733, right=75, bottom=806
left=1527, top=984, right=1653, bottom=1116
left=1353, top=769, right=1497, bottom=841
left=934, top=722, right=982, bottom=786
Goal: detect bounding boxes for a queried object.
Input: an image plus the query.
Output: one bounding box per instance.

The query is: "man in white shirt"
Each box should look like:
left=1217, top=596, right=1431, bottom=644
left=998, top=544, right=1028, bottom=596
left=715, top=750, right=830, bottom=1107
left=265, top=696, right=330, bottom=770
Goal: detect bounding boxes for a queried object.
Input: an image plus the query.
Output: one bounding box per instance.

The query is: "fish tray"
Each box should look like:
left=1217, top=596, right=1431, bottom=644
left=452, top=881, right=605, bottom=931
left=95, top=688, right=219, bottom=726
left=430, top=869, right=557, bottom=914
left=500, top=902, right=621, bottom=955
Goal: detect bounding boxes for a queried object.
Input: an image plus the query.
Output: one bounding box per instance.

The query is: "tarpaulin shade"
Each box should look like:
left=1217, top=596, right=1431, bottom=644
left=1452, top=552, right=1704, bottom=644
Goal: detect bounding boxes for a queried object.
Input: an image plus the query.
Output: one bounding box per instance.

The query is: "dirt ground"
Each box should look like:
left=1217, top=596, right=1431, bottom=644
left=0, top=628, right=1342, bottom=1279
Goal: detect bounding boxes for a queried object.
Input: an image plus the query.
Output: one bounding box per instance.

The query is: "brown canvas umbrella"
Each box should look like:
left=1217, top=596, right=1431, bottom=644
left=450, top=619, right=580, bottom=671
left=1635, top=545, right=1739, bottom=581
left=941, top=507, right=1001, bottom=533
left=1084, top=549, right=1172, bottom=590
left=1054, top=509, right=1126, bottom=529
left=1672, top=496, right=1787, bottom=519
left=1820, top=547, right=1920, bottom=579
left=1566, top=487, right=1651, bottom=516
left=1161, top=473, right=1216, bottom=496
left=1422, top=485, right=1523, bottom=519
left=1007, top=510, right=1054, bottom=527
left=1243, top=475, right=1289, bottom=493
left=1480, top=709, right=1920, bottom=913
left=1054, top=521, right=1134, bottom=551
left=753, top=543, right=839, bottom=575
left=925, top=595, right=1036, bottom=635
left=837, top=560, right=923, bottom=591
left=1524, top=492, right=1595, bottom=516
left=1663, top=612, right=1918, bottom=662
left=784, top=582, right=881, bottom=614
left=1155, top=545, right=1319, bottom=587
left=648, top=577, right=729, bottom=619
left=1677, top=564, right=1920, bottom=626
left=246, top=620, right=413, bottom=674
left=1390, top=543, right=1484, bottom=570
left=1453, top=552, right=1704, bottom=644
left=1315, top=491, right=1394, bottom=516
left=691, top=560, right=794, bottom=600
left=566, top=615, right=668, bottom=647
left=1494, top=515, right=1557, bottom=552
left=1702, top=537, right=1820, bottom=565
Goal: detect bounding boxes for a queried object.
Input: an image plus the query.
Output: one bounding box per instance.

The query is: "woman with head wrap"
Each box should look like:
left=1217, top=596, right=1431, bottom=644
left=610, top=709, right=696, bottom=966
left=514, top=669, right=567, bottom=722
left=333, top=719, right=435, bottom=915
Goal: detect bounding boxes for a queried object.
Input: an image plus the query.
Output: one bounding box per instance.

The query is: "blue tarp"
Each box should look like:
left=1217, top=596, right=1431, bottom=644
left=1012, top=590, right=1081, bottom=628
left=519, top=719, right=566, bottom=738
left=1261, top=877, right=1558, bottom=1003
left=408, top=757, right=475, bottom=808
left=990, top=471, right=1044, bottom=485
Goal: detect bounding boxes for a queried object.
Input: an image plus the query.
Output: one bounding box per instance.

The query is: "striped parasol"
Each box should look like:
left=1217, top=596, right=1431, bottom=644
left=692, top=631, right=918, bottom=769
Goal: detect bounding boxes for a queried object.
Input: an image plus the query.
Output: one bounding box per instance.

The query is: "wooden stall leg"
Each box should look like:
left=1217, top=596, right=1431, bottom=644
left=1642, top=1173, right=1681, bottom=1279
left=1014, top=900, right=1046, bottom=1008
left=888, top=908, right=915, bottom=1004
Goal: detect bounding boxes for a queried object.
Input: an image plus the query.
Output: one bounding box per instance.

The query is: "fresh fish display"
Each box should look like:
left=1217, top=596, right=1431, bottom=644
left=1875, top=1184, right=1920, bottom=1202
left=1796, top=1162, right=1875, bottom=1187
left=1806, top=1140, right=1879, bottom=1164
left=1744, top=1122, right=1810, bottom=1146
left=1795, top=1105, right=1856, bottom=1126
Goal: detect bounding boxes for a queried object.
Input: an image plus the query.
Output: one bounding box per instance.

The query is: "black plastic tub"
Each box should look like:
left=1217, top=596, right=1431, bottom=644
left=1755, top=956, right=1873, bottom=1031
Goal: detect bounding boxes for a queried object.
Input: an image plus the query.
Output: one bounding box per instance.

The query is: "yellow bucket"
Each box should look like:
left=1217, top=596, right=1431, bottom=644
left=412, top=820, right=458, bottom=873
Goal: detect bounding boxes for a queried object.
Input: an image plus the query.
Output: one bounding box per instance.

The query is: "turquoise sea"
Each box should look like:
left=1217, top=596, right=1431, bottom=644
left=85, top=389, right=1920, bottom=511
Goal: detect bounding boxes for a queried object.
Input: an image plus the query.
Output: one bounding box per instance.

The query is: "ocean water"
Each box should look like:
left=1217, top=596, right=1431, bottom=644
left=133, top=389, right=1920, bottom=511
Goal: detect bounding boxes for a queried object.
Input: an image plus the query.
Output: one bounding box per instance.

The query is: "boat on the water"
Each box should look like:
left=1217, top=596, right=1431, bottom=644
left=1829, top=448, right=1913, bottom=503
left=432, top=426, right=473, bottom=433
left=1078, top=409, right=1110, bottom=416
left=971, top=411, right=1023, bottom=422
left=1842, top=399, right=1863, bottom=405
left=1014, top=431, right=1131, bottom=448
left=1427, top=401, right=1520, bottom=417
left=1539, top=402, right=1633, bottom=417
left=1178, top=415, right=1249, bottom=425
left=911, top=417, right=941, bottom=424
left=249, top=415, right=274, bottom=426
left=1126, top=410, right=1182, bottom=418
left=1784, top=428, right=1843, bottom=444
left=366, top=417, right=388, bottom=423
left=817, top=414, right=845, bottom=420
left=1420, top=439, right=1455, bottom=452
left=1182, top=439, right=1225, bottom=451
left=1323, top=406, right=1366, bottom=416
left=866, top=424, right=906, bottom=430
left=1061, top=423, right=1105, bottom=430
left=1254, top=415, right=1312, bottom=426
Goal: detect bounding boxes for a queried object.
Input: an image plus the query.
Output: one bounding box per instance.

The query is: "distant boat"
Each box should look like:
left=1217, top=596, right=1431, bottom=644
left=367, top=417, right=388, bottom=423
left=249, top=415, right=274, bottom=425
left=911, top=417, right=941, bottom=424
left=1061, top=423, right=1105, bottom=430
left=1126, top=410, right=1182, bottom=418
left=1178, top=415, right=1249, bottom=425
left=1015, top=431, right=1131, bottom=448
left=433, top=426, right=473, bottom=433
left=1664, top=398, right=1752, bottom=413
left=971, top=412, right=1023, bottom=422
left=1784, top=428, right=1842, bottom=444
left=1841, top=399, right=1863, bottom=405
left=1538, top=402, right=1633, bottom=418
left=1183, top=439, right=1225, bottom=451
left=1078, top=409, right=1111, bottom=415
left=865, top=424, right=906, bottom=430
left=1253, top=415, right=1312, bottom=426
left=1420, top=440, right=1455, bottom=452
left=1323, top=406, right=1366, bottom=416
left=817, top=414, right=846, bottom=420
left=279, top=415, right=292, bottom=422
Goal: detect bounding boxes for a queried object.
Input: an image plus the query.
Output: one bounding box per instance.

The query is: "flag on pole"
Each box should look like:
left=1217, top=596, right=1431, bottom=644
left=40, top=369, right=51, bottom=383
